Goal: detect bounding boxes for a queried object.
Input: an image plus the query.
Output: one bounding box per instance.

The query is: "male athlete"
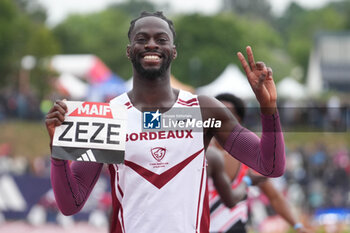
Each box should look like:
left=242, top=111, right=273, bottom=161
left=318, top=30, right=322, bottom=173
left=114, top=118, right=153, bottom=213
left=208, top=93, right=310, bottom=233
left=46, top=11, right=285, bottom=233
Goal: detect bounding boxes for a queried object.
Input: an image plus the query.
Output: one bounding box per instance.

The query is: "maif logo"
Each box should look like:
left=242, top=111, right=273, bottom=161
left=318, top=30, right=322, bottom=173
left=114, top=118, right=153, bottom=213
left=69, top=102, right=113, bottom=119
left=143, top=110, right=161, bottom=129
left=151, top=147, right=166, bottom=162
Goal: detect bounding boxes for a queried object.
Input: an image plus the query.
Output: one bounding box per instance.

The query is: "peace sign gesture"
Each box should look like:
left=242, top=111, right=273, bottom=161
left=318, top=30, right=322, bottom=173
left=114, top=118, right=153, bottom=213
left=237, top=46, right=277, bottom=115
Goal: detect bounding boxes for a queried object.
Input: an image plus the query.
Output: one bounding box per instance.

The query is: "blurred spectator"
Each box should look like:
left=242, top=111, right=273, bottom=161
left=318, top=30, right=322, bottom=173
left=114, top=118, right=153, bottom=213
left=327, top=96, right=341, bottom=131
left=0, top=87, right=43, bottom=121
left=32, top=156, right=51, bottom=177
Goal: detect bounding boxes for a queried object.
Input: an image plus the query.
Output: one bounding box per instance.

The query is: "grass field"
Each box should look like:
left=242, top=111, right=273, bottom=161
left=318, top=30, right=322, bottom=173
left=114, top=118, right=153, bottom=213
left=0, top=120, right=50, bottom=161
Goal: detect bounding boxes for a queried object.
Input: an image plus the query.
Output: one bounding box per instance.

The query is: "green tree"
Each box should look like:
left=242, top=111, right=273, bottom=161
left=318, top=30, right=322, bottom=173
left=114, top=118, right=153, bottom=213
left=278, top=3, right=346, bottom=77
left=14, top=0, right=47, bottom=23
left=109, top=0, right=156, bottom=18
left=0, top=0, right=59, bottom=98
left=273, top=2, right=306, bottom=40
left=53, top=9, right=132, bottom=80
left=0, top=0, right=18, bottom=87
left=329, top=0, right=350, bottom=29
left=221, top=0, right=273, bottom=22
left=173, top=13, right=286, bottom=87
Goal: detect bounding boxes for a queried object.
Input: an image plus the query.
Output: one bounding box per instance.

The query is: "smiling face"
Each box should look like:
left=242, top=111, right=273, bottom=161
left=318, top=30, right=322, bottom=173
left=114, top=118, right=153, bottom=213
left=127, top=16, right=177, bottom=80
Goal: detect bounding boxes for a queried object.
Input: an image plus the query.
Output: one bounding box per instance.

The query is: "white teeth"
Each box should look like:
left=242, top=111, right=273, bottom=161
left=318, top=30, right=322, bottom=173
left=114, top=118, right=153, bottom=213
left=144, top=55, right=160, bottom=61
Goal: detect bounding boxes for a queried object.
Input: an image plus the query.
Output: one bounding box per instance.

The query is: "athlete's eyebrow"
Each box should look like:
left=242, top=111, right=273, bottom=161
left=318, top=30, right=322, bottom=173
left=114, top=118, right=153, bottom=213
left=155, top=32, right=170, bottom=38
left=134, top=32, right=171, bottom=38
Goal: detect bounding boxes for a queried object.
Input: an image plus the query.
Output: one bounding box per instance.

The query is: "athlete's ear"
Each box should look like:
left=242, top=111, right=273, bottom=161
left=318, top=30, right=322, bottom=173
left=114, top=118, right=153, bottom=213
left=172, top=45, right=177, bottom=59
left=126, top=45, right=131, bottom=59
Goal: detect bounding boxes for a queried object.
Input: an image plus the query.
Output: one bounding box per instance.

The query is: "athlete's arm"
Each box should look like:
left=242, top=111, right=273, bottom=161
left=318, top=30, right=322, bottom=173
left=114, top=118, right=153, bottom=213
left=258, top=180, right=311, bottom=233
left=46, top=100, right=103, bottom=215
left=199, top=46, right=285, bottom=177
left=51, top=159, right=103, bottom=215
left=200, top=95, right=285, bottom=177
left=206, top=146, right=246, bottom=208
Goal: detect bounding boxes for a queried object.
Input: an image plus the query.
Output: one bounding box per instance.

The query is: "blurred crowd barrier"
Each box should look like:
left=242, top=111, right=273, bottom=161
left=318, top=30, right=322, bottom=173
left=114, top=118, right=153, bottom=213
left=1, top=89, right=349, bottom=232
left=1, top=142, right=350, bottom=231
left=0, top=152, right=112, bottom=228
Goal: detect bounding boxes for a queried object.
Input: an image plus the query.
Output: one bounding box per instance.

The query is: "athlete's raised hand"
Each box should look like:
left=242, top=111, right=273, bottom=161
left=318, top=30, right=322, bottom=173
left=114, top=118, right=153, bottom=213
left=45, top=100, right=67, bottom=143
left=237, top=46, right=277, bottom=114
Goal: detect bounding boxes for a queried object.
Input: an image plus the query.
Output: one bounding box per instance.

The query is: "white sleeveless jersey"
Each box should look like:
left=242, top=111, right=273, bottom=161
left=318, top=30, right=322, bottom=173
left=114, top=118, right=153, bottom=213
left=109, top=90, right=209, bottom=233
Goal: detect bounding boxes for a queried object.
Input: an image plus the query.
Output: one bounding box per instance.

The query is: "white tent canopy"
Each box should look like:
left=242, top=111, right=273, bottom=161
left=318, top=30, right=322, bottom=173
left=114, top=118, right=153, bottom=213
left=56, top=73, right=88, bottom=100
left=277, top=77, right=307, bottom=100
left=50, top=55, right=96, bottom=78
left=196, top=64, right=255, bottom=99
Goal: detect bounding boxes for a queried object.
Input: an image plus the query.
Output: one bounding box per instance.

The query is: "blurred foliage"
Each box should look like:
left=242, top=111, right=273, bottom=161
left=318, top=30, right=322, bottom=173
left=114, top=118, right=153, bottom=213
left=0, top=0, right=60, bottom=98
left=221, top=0, right=273, bottom=22
left=53, top=9, right=132, bottom=80
left=275, top=2, right=347, bottom=80
left=330, top=0, right=350, bottom=29
left=15, top=0, right=47, bottom=23
left=0, top=0, right=18, bottom=87
left=173, top=13, right=286, bottom=86
left=1, top=0, right=350, bottom=97
left=109, top=0, right=157, bottom=18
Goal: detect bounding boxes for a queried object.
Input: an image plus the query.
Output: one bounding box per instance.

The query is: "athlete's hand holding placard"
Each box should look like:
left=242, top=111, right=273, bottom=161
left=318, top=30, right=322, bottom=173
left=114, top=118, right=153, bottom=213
left=51, top=101, right=127, bottom=164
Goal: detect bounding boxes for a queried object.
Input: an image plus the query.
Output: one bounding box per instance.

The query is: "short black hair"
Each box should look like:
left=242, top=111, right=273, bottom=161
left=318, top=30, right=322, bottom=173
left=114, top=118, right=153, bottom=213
left=128, top=11, right=176, bottom=41
left=215, top=93, right=246, bottom=121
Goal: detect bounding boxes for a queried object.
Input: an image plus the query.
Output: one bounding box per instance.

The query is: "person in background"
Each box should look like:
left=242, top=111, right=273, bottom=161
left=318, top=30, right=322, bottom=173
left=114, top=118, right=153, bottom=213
left=209, top=93, right=311, bottom=233
left=46, top=11, right=286, bottom=233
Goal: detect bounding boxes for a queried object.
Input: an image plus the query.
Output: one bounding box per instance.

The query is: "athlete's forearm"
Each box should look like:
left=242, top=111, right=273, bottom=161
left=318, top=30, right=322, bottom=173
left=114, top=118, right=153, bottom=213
left=259, top=180, right=297, bottom=226
left=50, top=159, right=103, bottom=215
left=269, top=191, right=297, bottom=226
left=224, top=112, right=285, bottom=177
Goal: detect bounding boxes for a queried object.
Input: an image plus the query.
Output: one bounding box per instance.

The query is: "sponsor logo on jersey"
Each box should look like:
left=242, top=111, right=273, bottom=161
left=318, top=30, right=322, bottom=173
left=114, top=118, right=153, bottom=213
left=151, top=147, right=166, bottom=162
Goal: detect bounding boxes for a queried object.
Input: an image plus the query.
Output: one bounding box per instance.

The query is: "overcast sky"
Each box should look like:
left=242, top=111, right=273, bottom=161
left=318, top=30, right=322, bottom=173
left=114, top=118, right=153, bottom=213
left=37, top=0, right=338, bottom=26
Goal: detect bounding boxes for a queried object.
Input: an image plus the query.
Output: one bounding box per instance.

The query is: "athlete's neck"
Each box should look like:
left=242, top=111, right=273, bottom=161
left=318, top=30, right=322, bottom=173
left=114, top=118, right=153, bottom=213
left=129, top=74, right=179, bottom=112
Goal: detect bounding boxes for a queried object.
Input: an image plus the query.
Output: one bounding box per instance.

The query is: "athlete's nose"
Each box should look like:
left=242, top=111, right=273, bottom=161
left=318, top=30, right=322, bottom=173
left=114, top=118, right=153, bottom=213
left=145, top=38, right=159, bottom=50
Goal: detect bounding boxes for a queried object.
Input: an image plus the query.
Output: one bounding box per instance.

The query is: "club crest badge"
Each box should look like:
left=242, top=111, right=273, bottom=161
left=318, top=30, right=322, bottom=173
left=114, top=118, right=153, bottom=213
left=151, top=147, right=166, bottom=162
